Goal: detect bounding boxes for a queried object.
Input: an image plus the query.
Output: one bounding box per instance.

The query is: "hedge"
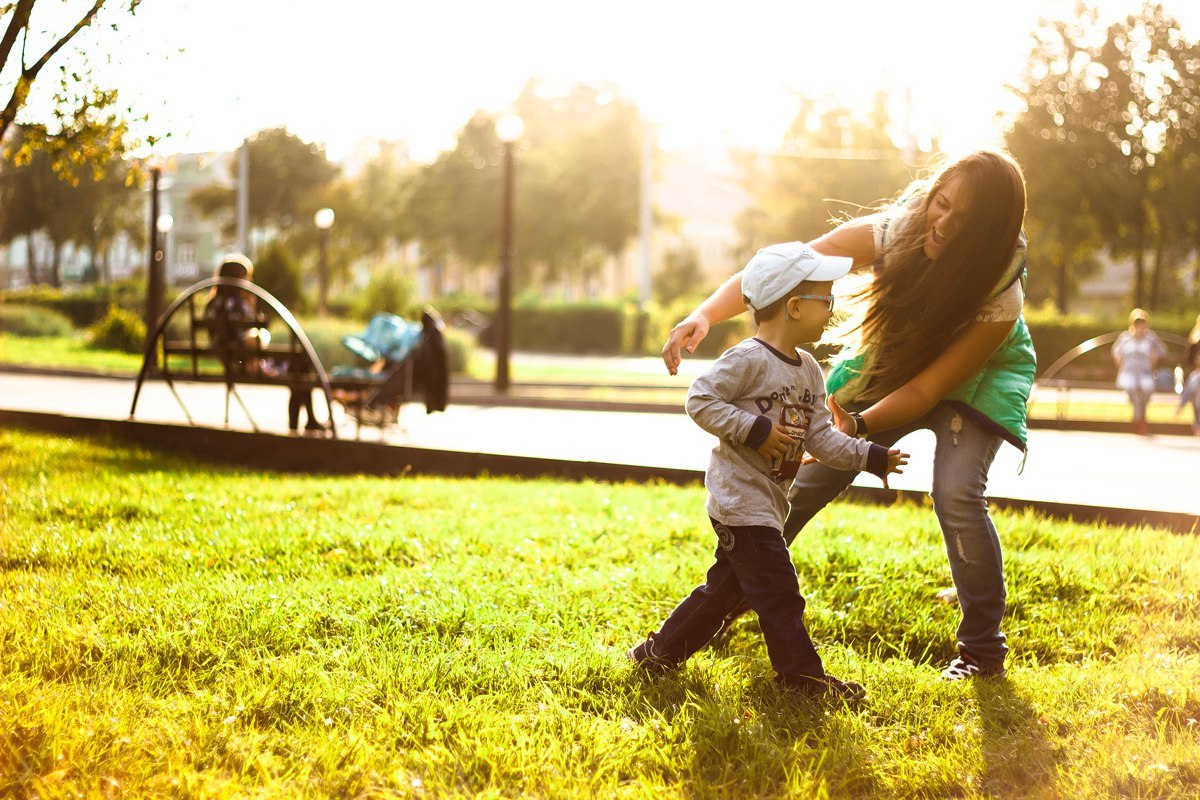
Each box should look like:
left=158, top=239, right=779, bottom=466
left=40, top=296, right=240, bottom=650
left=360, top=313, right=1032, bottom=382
left=0, top=304, right=75, bottom=337
left=0, top=282, right=149, bottom=327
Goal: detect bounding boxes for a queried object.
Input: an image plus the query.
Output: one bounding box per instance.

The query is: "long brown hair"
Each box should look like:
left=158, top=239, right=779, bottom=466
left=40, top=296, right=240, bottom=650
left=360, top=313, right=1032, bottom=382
left=854, top=149, right=1026, bottom=401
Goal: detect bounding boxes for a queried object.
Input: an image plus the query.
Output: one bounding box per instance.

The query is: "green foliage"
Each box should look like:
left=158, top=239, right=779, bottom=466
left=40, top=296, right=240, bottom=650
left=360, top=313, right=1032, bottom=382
left=86, top=304, right=146, bottom=354
left=736, top=94, right=916, bottom=261
left=0, top=304, right=74, bottom=337
left=440, top=326, right=472, bottom=374
left=0, top=279, right=145, bottom=326
left=0, top=123, right=144, bottom=287
left=253, top=239, right=305, bottom=313
left=1, top=429, right=1198, bottom=798
left=653, top=246, right=704, bottom=304
left=189, top=127, right=340, bottom=239
left=409, top=81, right=642, bottom=288
left=353, top=266, right=415, bottom=322
left=0, top=2, right=149, bottom=172
left=1005, top=4, right=1200, bottom=311
left=287, top=315, right=363, bottom=372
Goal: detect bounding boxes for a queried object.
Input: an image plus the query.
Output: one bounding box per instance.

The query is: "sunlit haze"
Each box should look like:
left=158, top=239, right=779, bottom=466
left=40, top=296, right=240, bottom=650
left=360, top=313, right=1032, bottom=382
left=26, top=0, right=1200, bottom=162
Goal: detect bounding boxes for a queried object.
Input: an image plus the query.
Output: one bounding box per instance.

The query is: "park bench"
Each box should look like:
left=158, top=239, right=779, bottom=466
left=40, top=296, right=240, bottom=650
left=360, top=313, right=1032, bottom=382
left=128, top=276, right=448, bottom=439
left=1033, top=329, right=1189, bottom=421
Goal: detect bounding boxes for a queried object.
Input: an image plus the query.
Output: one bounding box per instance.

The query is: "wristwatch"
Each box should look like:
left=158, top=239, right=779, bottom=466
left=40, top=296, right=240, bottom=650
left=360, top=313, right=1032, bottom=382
left=849, top=412, right=868, bottom=438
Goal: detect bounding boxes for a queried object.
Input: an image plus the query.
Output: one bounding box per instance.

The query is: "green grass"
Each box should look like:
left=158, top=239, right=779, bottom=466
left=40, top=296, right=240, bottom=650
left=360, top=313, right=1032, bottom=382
left=0, top=332, right=145, bottom=373
left=1, top=429, right=1198, bottom=797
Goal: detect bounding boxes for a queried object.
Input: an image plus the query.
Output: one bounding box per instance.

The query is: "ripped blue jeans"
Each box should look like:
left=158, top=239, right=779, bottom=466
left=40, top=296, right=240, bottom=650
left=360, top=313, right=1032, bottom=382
left=783, top=403, right=1008, bottom=667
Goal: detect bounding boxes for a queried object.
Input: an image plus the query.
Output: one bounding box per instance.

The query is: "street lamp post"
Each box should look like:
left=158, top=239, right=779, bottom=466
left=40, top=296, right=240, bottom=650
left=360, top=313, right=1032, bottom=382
left=314, top=207, right=335, bottom=315
left=156, top=213, right=174, bottom=283
left=494, top=114, right=523, bottom=393
left=145, top=166, right=164, bottom=367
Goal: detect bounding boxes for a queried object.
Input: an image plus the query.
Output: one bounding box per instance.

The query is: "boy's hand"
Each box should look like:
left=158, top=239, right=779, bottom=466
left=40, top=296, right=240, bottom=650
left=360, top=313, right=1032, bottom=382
left=881, top=448, right=909, bottom=489
left=755, top=423, right=797, bottom=460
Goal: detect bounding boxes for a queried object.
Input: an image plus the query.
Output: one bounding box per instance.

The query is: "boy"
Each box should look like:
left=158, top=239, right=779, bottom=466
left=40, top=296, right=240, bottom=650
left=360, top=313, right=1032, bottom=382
left=628, top=242, right=908, bottom=699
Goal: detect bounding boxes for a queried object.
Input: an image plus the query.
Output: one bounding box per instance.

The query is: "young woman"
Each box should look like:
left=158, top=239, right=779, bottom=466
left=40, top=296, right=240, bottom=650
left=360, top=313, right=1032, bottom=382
left=661, top=148, right=1033, bottom=680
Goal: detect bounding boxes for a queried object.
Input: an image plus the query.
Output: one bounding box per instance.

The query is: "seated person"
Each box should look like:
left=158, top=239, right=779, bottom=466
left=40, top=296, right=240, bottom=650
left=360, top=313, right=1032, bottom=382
left=203, top=254, right=264, bottom=375
left=204, top=254, right=323, bottom=434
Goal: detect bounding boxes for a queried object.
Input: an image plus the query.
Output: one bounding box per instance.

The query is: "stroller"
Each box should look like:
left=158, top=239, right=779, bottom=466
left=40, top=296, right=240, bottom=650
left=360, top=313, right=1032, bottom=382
left=330, top=309, right=449, bottom=435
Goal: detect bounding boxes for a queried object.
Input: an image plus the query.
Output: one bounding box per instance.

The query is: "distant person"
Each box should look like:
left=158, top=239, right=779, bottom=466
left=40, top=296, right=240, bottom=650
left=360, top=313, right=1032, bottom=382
left=1112, top=308, right=1166, bottom=435
left=662, top=148, right=1032, bottom=680
left=203, top=254, right=263, bottom=375
left=628, top=244, right=907, bottom=700
left=204, top=254, right=324, bottom=435
left=1177, top=314, right=1200, bottom=435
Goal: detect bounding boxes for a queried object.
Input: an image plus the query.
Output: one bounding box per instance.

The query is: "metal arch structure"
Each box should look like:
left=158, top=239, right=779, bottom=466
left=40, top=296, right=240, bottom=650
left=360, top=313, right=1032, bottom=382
left=128, top=277, right=338, bottom=439
left=1034, top=329, right=1190, bottom=421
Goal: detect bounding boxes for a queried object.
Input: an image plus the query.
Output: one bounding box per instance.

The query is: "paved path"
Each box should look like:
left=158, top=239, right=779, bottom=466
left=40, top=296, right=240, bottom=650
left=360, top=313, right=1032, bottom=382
left=2, top=370, right=1196, bottom=515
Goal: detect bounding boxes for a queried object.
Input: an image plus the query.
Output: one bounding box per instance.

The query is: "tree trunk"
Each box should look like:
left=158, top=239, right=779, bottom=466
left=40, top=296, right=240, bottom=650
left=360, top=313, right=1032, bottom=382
left=49, top=242, right=61, bottom=288
left=1056, top=257, right=1071, bottom=314
left=25, top=236, right=37, bottom=285
left=1148, top=242, right=1165, bottom=310
left=1132, top=223, right=1146, bottom=309
left=88, top=233, right=100, bottom=283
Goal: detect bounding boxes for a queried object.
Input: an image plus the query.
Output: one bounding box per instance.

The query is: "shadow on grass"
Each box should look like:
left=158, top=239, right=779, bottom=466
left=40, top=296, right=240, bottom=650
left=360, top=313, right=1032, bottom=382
left=625, top=665, right=875, bottom=797
left=974, top=678, right=1059, bottom=797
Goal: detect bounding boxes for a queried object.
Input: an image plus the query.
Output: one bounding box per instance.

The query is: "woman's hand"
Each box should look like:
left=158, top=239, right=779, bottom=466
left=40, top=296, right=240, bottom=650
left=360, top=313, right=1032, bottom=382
left=826, top=395, right=855, bottom=436
left=662, top=312, right=711, bottom=375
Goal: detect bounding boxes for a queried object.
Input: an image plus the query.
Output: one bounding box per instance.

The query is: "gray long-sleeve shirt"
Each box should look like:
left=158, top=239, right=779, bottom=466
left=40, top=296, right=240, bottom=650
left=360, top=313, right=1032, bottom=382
left=686, top=337, right=888, bottom=529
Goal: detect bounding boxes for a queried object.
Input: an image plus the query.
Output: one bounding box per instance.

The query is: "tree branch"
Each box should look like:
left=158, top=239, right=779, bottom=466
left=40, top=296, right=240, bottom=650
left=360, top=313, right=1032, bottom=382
left=0, top=0, right=107, bottom=141
left=25, top=0, right=106, bottom=78
left=0, top=0, right=35, bottom=76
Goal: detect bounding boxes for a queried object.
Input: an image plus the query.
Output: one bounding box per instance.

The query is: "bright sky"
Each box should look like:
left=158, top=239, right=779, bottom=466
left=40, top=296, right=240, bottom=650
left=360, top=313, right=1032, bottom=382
left=25, top=0, right=1200, bottom=163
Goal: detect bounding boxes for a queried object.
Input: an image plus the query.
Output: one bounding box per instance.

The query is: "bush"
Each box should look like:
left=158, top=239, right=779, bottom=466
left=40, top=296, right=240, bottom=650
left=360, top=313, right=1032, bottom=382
left=1, top=280, right=146, bottom=327
left=253, top=241, right=305, bottom=313
left=87, top=305, right=147, bottom=354
left=441, top=327, right=471, bottom=374
left=0, top=304, right=75, bottom=337
left=354, top=267, right=415, bottom=322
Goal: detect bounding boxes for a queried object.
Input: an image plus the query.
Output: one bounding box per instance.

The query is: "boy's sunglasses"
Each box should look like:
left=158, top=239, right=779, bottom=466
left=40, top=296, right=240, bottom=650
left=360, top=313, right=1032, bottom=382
left=795, top=294, right=835, bottom=312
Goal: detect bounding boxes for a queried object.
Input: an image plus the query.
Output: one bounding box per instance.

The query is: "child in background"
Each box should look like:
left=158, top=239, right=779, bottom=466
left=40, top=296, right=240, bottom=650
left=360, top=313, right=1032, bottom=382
left=628, top=243, right=908, bottom=699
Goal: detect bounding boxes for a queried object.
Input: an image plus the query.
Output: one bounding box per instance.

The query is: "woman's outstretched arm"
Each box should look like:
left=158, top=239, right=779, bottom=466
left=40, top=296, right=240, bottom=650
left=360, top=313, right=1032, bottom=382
left=661, top=217, right=877, bottom=374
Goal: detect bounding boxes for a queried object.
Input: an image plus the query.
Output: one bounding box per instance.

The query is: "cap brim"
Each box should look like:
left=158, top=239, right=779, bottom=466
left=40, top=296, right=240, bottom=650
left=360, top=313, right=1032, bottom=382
left=805, top=254, right=854, bottom=282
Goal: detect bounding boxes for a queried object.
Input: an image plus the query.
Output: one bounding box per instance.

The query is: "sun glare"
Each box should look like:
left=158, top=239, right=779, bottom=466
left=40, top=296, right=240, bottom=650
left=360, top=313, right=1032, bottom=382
left=18, top=0, right=1198, bottom=162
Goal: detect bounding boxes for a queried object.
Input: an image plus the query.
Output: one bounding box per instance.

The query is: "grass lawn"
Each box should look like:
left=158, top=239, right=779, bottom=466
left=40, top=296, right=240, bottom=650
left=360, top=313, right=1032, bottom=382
left=0, top=333, right=145, bottom=374
left=1, top=429, right=1198, bottom=798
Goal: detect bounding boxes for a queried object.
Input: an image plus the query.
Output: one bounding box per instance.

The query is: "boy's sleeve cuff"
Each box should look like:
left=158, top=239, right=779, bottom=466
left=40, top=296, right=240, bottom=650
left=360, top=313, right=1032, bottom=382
left=745, top=415, right=773, bottom=449
left=864, top=443, right=889, bottom=478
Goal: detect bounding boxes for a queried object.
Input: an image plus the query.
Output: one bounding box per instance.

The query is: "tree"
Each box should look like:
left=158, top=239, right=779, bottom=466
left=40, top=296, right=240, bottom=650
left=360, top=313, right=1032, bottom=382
left=1007, top=2, right=1200, bottom=310
left=1005, top=10, right=1107, bottom=313
left=1, top=2, right=148, bottom=175
left=408, top=81, right=643, bottom=294
left=734, top=93, right=914, bottom=262
left=189, top=127, right=340, bottom=236
left=0, top=121, right=141, bottom=286
left=653, top=245, right=702, bottom=304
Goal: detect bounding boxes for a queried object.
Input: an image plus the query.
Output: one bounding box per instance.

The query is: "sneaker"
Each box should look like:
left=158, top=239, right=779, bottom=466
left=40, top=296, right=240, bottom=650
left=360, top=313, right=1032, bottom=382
left=626, top=633, right=680, bottom=675
left=941, top=650, right=1006, bottom=680
left=779, top=674, right=866, bottom=703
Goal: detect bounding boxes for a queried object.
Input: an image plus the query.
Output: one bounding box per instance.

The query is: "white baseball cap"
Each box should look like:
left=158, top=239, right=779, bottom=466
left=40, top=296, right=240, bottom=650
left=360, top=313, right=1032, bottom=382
left=742, top=242, right=854, bottom=311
